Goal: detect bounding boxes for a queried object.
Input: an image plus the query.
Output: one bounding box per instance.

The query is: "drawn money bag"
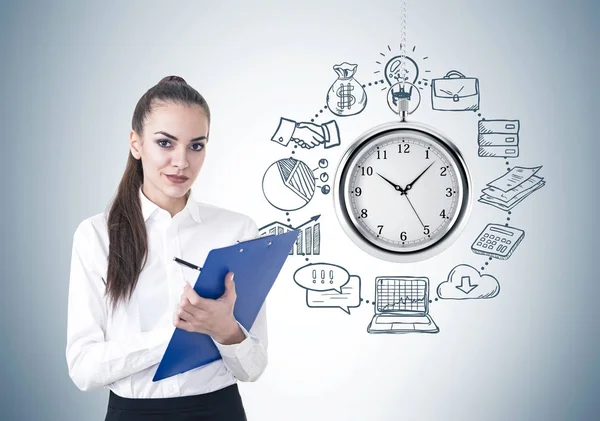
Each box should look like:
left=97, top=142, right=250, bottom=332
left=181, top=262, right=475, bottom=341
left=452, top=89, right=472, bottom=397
left=326, top=62, right=367, bottom=117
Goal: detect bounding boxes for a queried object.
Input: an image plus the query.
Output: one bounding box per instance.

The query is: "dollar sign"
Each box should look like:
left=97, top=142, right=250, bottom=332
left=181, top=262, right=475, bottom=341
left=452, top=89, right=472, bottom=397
left=336, top=83, right=356, bottom=110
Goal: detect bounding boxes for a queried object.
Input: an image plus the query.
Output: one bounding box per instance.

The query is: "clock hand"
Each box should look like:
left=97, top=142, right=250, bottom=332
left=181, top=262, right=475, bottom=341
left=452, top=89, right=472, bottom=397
left=404, top=161, right=436, bottom=194
left=403, top=194, right=426, bottom=228
left=376, top=172, right=406, bottom=195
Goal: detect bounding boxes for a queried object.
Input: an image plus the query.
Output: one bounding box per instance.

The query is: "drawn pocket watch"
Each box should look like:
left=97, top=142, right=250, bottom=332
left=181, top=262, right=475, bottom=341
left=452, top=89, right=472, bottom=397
left=333, top=98, right=472, bottom=263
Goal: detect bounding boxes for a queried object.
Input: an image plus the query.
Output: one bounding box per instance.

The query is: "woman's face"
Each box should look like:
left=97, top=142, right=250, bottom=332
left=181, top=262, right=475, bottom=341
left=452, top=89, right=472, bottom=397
left=130, top=101, right=209, bottom=201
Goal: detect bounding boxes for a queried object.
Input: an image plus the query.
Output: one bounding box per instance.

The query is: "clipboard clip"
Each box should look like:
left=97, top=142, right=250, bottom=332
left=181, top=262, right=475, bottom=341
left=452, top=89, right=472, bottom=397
left=174, top=237, right=277, bottom=271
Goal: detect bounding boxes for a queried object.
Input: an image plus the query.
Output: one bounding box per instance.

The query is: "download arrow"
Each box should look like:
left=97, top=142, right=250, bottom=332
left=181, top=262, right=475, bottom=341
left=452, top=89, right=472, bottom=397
left=456, top=276, right=478, bottom=294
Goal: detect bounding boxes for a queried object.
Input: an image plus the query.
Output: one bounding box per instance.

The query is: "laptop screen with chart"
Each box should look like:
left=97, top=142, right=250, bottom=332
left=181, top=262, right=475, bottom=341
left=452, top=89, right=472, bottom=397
left=375, top=276, right=429, bottom=316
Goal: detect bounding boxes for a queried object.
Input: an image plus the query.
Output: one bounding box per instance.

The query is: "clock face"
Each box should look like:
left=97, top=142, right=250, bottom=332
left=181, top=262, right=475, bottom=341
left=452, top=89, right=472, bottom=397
left=337, top=125, right=471, bottom=260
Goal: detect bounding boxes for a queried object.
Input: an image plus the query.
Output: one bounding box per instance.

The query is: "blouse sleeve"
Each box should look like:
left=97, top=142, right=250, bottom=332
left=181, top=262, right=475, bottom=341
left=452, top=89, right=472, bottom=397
left=65, top=220, right=173, bottom=391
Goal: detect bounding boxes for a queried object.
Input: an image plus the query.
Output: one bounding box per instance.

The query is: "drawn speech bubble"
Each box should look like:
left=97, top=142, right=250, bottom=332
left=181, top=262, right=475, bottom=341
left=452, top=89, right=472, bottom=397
left=307, top=275, right=361, bottom=314
left=293, top=263, right=350, bottom=293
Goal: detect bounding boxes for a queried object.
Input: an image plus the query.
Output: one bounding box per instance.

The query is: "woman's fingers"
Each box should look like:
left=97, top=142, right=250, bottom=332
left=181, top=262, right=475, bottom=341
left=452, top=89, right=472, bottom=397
left=182, top=283, right=212, bottom=309
left=175, top=305, right=195, bottom=323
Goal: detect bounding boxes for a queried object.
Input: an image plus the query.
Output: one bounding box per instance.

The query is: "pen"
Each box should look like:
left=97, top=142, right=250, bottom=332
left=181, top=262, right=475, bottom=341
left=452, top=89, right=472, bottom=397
left=173, top=257, right=202, bottom=271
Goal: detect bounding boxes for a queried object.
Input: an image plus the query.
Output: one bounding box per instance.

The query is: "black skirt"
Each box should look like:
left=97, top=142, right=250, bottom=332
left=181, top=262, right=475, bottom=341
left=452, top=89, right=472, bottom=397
left=104, top=383, right=247, bottom=421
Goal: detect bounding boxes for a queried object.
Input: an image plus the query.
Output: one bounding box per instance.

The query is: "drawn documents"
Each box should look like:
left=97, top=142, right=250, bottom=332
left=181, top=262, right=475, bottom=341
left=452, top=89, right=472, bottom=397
left=479, top=166, right=545, bottom=211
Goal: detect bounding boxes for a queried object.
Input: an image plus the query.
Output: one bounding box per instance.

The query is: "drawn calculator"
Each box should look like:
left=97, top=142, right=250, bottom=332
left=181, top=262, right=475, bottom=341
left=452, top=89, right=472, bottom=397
left=471, top=223, right=525, bottom=260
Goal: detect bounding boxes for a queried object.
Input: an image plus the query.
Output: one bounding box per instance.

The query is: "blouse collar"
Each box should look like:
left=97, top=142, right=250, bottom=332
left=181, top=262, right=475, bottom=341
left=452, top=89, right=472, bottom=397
left=139, top=185, right=202, bottom=223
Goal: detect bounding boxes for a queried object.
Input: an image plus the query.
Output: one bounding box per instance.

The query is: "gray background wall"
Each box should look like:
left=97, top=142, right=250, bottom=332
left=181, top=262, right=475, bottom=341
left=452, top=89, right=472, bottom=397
left=1, top=1, right=598, bottom=420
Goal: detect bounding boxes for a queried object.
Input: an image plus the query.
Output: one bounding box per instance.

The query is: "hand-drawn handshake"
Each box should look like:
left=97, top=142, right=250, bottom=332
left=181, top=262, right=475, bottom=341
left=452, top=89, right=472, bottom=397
left=271, top=117, right=340, bottom=149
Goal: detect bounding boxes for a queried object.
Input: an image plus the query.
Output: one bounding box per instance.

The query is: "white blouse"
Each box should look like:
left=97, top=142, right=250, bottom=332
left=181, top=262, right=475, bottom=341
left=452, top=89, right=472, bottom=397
left=65, top=187, right=268, bottom=398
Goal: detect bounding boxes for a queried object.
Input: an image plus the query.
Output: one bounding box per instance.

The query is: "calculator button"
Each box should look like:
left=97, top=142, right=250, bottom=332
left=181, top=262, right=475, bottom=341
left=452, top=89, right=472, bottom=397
left=477, top=242, right=482, bottom=246
left=498, top=245, right=506, bottom=253
left=507, top=240, right=511, bottom=244
left=483, top=233, right=489, bottom=238
left=501, top=238, right=507, bottom=243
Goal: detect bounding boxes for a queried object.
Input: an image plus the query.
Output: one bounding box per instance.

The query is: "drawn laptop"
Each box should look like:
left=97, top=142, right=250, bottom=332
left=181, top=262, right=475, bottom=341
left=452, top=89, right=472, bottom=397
left=367, top=276, right=439, bottom=334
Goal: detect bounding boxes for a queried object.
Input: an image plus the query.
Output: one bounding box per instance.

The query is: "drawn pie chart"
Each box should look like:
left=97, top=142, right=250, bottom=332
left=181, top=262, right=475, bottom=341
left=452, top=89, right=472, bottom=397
left=262, top=158, right=316, bottom=211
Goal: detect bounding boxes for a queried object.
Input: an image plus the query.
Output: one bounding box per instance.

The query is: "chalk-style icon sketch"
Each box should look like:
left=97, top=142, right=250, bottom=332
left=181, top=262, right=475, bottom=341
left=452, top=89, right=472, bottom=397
left=383, top=54, right=419, bottom=87
left=387, top=81, right=421, bottom=114
left=294, top=263, right=361, bottom=314
left=262, top=158, right=316, bottom=211
left=316, top=158, right=330, bottom=195
left=479, top=166, right=546, bottom=211
left=375, top=45, right=431, bottom=116
left=478, top=119, right=520, bottom=158
left=326, top=62, right=367, bottom=116
left=431, top=70, right=480, bottom=111
left=472, top=223, right=525, bottom=260
left=437, top=264, right=500, bottom=300
left=271, top=117, right=340, bottom=149
left=367, top=276, right=439, bottom=334
left=383, top=54, right=423, bottom=115
left=307, top=275, right=361, bottom=315
left=259, top=215, right=321, bottom=256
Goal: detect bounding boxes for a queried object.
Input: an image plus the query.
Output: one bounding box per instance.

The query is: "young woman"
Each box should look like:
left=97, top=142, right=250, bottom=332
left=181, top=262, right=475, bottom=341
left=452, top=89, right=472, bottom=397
left=66, top=76, right=267, bottom=421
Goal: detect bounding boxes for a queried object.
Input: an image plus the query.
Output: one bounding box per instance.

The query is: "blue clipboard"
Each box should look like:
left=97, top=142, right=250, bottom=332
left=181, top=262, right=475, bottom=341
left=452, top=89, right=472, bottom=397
left=152, top=229, right=300, bottom=382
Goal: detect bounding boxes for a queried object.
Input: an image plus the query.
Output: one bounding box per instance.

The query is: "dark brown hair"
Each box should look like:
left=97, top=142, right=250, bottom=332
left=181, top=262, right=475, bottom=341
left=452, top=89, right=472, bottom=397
left=104, top=75, right=210, bottom=315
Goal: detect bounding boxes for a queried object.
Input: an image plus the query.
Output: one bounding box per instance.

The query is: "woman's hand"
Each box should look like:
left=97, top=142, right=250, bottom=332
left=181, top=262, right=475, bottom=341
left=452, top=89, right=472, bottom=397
left=173, top=272, right=246, bottom=345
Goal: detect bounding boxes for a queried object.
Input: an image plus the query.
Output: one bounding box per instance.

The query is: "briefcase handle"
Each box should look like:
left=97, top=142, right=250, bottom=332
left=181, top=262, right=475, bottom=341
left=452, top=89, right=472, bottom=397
left=444, top=70, right=467, bottom=79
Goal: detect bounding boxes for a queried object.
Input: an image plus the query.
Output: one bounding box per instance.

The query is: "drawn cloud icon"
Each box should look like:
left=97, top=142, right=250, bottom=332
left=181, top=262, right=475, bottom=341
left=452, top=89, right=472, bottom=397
left=437, top=264, right=500, bottom=300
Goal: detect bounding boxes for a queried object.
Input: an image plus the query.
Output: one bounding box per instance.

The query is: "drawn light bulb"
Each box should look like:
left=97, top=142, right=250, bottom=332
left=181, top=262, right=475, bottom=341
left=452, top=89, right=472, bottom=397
left=384, top=55, right=419, bottom=86
left=383, top=54, right=420, bottom=112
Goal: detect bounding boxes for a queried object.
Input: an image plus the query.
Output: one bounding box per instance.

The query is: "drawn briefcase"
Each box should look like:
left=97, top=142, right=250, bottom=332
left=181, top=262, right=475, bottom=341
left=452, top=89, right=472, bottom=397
left=431, top=70, right=480, bottom=111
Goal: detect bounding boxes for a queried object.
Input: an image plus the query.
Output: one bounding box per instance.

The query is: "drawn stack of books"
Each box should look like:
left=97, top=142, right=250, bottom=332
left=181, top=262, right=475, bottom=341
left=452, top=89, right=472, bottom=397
left=478, top=119, right=520, bottom=158
left=479, top=166, right=546, bottom=211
